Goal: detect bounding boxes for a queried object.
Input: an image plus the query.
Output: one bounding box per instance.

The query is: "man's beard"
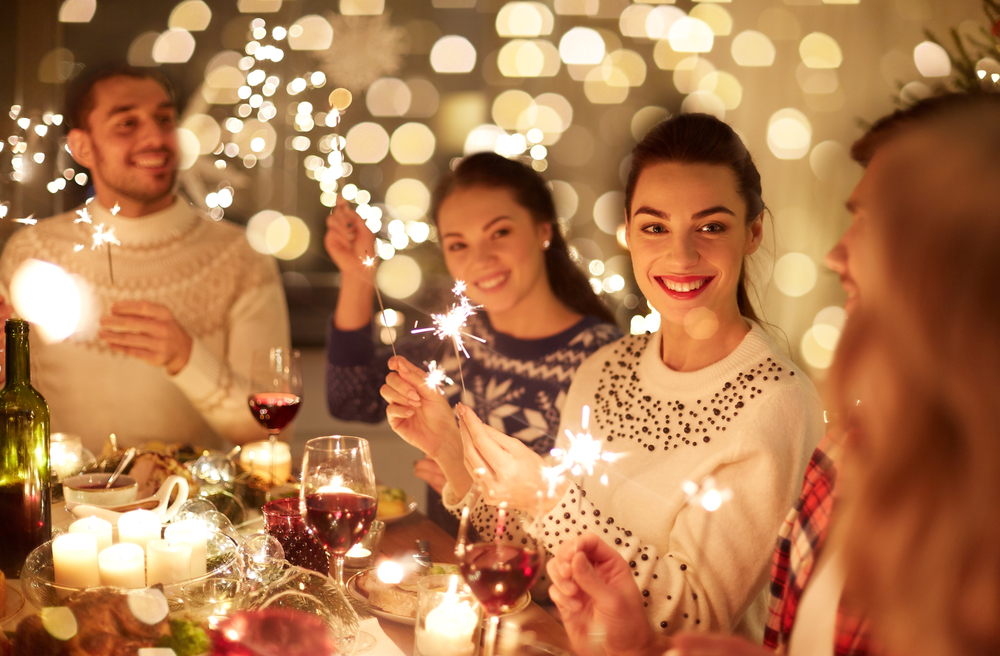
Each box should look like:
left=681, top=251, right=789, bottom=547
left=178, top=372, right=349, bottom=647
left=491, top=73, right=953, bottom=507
left=92, top=144, right=177, bottom=204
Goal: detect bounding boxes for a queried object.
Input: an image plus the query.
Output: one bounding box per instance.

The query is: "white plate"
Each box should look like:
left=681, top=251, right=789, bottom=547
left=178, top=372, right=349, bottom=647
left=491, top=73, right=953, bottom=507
left=347, top=565, right=531, bottom=626
left=2, top=584, right=25, bottom=622
left=376, top=495, right=418, bottom=524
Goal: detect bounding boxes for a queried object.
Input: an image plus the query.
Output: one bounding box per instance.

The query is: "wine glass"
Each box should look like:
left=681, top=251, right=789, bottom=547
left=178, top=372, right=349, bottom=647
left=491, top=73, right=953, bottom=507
left=300, top=435, right=379, bottom=653
left=456, top=488, right=546, bottom=656
left=248, top=348, right=302, bottom=485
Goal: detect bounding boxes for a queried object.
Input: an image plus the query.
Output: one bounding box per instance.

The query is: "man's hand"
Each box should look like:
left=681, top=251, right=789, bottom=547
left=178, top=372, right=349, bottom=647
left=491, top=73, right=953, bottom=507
left=99, top=301, right=193, bottom=375
left=546, top=532, right=669, bottom=656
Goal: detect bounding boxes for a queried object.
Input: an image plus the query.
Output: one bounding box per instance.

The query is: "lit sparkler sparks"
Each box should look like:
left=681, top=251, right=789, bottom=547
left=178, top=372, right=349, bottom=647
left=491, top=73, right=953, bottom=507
left=110, top=202, right=121, bottom=216
left=424, top=360, right=453, bottom=394
left=542, top=405, right=622, bottom=497
left=412, top=282, right=484, bottom=396
left=361, top=253, right=396, bottom=357
left=77, top=200, right=121, bottom=284
left=13, top=214, right=36, bottom=225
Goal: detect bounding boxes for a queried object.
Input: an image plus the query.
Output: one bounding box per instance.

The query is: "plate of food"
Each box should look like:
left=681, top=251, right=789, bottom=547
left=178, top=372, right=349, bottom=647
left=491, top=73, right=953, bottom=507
left=347, top=563, right=530, bottom=625
left=375, top=485, right=418, bottom=524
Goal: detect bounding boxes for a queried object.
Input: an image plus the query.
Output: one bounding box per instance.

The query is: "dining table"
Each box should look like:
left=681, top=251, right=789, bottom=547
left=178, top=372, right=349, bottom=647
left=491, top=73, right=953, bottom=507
left=373, top=510, right=573, bottom=655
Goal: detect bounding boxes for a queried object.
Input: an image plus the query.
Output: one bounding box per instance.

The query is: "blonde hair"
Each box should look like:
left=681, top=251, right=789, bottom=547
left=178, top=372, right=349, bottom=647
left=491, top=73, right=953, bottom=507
left=832, top=99, right=1000, bottom=656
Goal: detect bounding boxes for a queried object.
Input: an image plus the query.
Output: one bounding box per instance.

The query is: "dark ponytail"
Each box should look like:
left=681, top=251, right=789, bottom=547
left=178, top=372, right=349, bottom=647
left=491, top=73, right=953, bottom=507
left=625, top=114, right=765, bottom=324
left=431, top=152, right=616, bottom=325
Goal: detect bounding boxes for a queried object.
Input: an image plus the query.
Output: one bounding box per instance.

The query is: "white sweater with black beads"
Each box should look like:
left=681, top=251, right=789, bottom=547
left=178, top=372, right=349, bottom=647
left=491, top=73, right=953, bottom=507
left=448, top=322, right=823, bottom=641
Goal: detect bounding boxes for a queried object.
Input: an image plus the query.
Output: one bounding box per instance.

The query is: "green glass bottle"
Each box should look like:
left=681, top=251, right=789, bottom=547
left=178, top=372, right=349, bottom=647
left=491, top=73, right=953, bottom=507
left=0, top=319, right=51, bottom=578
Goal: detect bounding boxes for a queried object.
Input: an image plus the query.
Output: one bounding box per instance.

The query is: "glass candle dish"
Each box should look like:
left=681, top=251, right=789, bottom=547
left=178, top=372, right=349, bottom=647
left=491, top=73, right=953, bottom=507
left=262, top=497, right=329, bottom=574
left=344, top=520, right=384, bottom=570
left=182, top=578, right=243, bottom=628
left=414, top=574, right=483, bottom=656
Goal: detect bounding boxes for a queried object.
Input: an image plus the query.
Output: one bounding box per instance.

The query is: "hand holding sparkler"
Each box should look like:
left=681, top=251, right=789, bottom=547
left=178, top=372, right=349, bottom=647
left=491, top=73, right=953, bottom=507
left=324, top=195, right=376, bottom=281
left=382, top=355, right=474, bottom=498
left=546, top=533, right=670, bottom=656
left=455, top=403, right=558, bottom=513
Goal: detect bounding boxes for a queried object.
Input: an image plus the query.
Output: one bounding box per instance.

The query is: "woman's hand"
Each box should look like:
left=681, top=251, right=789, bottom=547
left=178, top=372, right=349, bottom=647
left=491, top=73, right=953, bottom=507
left=664, top=633, right=773, bottom=656
left=382, top=356, right=459, bottom=457
left=324, top=195, right=376, bottom=280
left=546, top=533, right=669, bottom=656
left=414, top=458, right=447, bottom=494
left=455, top=403, right=559, bottom=514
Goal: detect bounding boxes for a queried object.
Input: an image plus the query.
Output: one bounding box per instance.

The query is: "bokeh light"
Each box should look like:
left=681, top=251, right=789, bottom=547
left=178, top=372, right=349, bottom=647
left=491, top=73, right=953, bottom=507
left=698, top=72, right=742, bottom=110
left=681, top=91, right=726, bottom=120
left=152, top=29, right=196, bottom=63
left=496, top=2, right=554, bottom=38
left=631, top=106, right=669, bottom=141
left=176, top=128, right=200, bottom=170
left=559, top=27, right=605, bottom=65
left=673, top=56, right=715, bottom=94
left=59, top=0, right=96, bottom=23
left=767, top=108, right=812, bottom=160
left=169, top=0, right=212, bottom=31
left=377, top=254, right=422, bottom=298
left=913, top=41, right=951, bottom=77
left=773, top=252, right=817, bottom=297
left=645, top=6, right=685, bottom=40
left=689, top=5, right=732, bottom=36
left=390, top=122, right=435, bottom=164
left=181, top=114, right=221, bottom=154
left=385, top=178, right=431, bottom=221
left=799, top=32, right=843, bottom=69
left=366, top=78, right=411, bottom=116
left=731, top=30, right=776, bottom=67
left=288, top=15, right=334, bottom=50
left=801, top=327, right=835, bottom=369
left=345, top=122, right=390, bottom=163
left=550, top=180, right=578, bottom=219
left=10, top=259, right=88, bottom=343
left=593, top=191, right=624, bottom=235
left=431, top=36, right=477, bottom=73
left=669, top=18, right=714, bottom=53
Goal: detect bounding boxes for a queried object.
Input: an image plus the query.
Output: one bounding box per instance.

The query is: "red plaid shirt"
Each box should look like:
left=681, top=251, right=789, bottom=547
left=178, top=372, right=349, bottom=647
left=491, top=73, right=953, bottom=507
left=763, top=430, right=879, bottom=655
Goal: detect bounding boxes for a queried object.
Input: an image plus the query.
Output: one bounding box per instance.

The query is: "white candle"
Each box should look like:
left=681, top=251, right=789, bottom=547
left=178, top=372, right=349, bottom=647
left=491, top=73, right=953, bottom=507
left=118, top=510, right=161, bottom=552
left=239, top=440, right=291, bottom=484
left=146, top=540, right=193, bottom=586
left=69, top=516, right=113, bottom=553
left=52, top=533, right=100, bottom=588
left=163, top=520, right=208, bottom=578
left=416, top=594, right=479, bottom=656
left=98, top=543, right=146, bottom=588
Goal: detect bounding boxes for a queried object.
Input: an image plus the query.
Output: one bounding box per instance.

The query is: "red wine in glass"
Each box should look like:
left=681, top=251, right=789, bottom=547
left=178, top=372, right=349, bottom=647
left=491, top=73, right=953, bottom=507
left=303, top=491, right=378, bottom=555
left=459, top=543, right=543, bottom=615
left=248, top=393, right=301, bottom=432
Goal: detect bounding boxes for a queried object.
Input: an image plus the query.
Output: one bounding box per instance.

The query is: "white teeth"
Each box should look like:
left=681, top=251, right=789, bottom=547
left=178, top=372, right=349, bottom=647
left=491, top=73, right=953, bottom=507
left=663, top=278, right=707, bottom=292
left=477, top=273, right=508, bottom=290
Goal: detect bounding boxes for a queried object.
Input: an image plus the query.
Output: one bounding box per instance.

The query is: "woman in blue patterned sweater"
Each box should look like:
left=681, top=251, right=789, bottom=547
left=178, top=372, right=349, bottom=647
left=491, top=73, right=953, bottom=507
left=324, top=153, right=621, bottom=530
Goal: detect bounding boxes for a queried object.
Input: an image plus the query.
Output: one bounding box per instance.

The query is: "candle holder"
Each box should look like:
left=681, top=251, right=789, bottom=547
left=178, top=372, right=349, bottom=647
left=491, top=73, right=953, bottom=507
left=262, top=497, right=330, bottom=574
left=20, top=532, right=239, bottom=608
left=344, top=520, right=384, bottom=571
left=414, top=574, right=483, bottom=656
left=181, top=578, right=243, bottom=627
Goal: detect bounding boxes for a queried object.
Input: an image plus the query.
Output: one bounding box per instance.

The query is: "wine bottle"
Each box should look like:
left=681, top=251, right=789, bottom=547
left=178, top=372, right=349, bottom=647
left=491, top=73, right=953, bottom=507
left=0, top=319, right=51, bottom=578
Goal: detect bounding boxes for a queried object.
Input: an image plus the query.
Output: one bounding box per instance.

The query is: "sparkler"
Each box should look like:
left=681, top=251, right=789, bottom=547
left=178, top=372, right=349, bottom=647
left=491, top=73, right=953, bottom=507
left=361, top=254, right=397, bottom=357
left=424, top=360, right=453, bottom=393
left=12, top=214, right=35, bottom=225
left=412, top=281, right=484, bottom=397
left=542, top=405, right=622, bottom=497
left=74, top=201, right=120, bottom=283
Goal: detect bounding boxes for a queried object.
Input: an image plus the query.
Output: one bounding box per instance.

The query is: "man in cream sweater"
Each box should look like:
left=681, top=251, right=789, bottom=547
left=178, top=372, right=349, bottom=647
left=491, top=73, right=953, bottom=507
left=0, top=66, right=290, bottom=451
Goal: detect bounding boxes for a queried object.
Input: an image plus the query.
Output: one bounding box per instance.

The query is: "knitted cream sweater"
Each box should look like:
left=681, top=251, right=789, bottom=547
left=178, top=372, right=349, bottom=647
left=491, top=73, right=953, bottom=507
left=0, top=199, right=290, bottom=451
left=448, top=323, right=824, bottom=641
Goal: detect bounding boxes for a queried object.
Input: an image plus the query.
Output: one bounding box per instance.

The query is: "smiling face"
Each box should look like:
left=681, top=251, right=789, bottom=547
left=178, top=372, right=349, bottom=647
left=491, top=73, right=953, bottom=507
left=68, top=75, right=178, bottom=215
left=627, top=162, right=762, bottom=330
left=437, top=184, right=553, bottom=318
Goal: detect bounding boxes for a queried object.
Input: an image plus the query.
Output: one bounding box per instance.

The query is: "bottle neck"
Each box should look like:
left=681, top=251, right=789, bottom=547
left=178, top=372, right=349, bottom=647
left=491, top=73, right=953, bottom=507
left=4, top=326, right=30, bottom=386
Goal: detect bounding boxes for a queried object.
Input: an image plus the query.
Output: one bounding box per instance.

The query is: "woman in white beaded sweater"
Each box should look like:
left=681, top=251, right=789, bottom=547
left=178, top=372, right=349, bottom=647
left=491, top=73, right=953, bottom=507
left=450, top=114, right=824, bottom=640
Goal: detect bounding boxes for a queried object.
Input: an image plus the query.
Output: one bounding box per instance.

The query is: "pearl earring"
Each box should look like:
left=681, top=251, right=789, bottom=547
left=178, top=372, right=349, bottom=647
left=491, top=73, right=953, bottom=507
left=543, top=240, right=551, bottom=250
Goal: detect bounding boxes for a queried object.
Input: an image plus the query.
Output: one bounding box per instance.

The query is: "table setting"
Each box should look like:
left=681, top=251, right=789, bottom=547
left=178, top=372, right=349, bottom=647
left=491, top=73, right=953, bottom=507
left=0, top=346, right=572, bottom=656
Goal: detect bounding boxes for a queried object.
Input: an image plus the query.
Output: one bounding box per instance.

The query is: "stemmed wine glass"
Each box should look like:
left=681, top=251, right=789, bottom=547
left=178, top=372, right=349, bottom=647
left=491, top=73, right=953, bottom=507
left=300, top=435, right=379, bottom=653
left=248, top=348, right=302, bottom=485
left=456, top=487, right=546, bottom=656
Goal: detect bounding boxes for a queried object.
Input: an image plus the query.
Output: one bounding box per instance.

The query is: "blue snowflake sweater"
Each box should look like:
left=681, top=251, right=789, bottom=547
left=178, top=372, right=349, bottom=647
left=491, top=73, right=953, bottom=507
left=325, top=313, right=622, bottom=454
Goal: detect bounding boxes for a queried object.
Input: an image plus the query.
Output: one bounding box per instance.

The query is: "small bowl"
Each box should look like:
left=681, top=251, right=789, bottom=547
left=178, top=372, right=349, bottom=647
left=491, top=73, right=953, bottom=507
left=63, top=473, right=138, bottom=509
left=20, top=532, right=239, bottom=609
